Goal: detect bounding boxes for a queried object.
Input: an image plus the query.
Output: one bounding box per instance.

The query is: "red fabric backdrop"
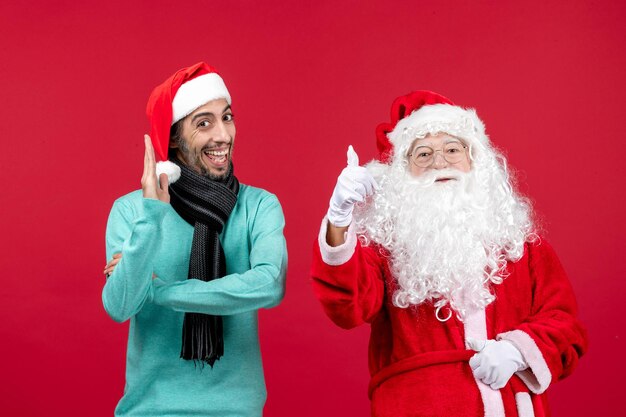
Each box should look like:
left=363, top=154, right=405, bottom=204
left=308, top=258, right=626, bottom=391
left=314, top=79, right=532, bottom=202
left=1, top=1, right=624, bottom=416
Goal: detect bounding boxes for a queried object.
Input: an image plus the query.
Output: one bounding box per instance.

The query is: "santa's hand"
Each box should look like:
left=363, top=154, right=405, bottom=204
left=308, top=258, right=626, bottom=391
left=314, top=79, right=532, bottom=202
left=468, top=338, right=527, bottom=390
left=327, top=145, right=378, bottom=227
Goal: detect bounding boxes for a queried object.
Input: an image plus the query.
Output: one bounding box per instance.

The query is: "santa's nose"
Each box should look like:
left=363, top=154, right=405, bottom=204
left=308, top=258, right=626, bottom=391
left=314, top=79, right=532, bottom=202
left=432, top=152, right=448, bottom=169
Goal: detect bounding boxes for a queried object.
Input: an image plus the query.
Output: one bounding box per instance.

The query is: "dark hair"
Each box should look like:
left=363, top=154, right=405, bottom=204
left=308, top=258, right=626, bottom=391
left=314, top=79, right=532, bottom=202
left=168, top=120, right=183, bottom=159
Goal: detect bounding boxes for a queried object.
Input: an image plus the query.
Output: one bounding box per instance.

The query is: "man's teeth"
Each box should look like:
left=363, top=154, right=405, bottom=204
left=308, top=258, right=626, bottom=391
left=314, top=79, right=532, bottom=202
left=204, top=149, right=228, bottom=162
left=204, top=150, right=228, bottom=156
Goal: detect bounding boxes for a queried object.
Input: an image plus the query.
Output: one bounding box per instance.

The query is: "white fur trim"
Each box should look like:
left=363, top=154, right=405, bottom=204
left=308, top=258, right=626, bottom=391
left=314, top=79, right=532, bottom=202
left=464, top=306, right=488, bottom=344
left=462, top=306, right=505, bottom=417
left=515, top=392, right=535, bottom=417
left=387, top=103, right=488, bottom=160
left=497, top=330, right=552, bottom=394
left=318, top=217, right=357, bottom=266
left=476, top=381, right=505, bottom=417
left=156, top=161, right=181, bottom=184
left=172, top=73, right=231, bottom=124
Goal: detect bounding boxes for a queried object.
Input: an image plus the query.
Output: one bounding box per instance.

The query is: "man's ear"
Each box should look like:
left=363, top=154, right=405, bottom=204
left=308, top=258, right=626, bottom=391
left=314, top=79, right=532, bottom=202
left=169, top=137, right=179, bottom=149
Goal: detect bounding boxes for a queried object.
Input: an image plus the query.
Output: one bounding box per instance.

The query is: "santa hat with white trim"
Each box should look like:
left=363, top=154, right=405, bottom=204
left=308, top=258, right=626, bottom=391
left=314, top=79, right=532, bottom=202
left=375, top=90, right=489, bottom=165
left=146, top=62, right=231, bottom=184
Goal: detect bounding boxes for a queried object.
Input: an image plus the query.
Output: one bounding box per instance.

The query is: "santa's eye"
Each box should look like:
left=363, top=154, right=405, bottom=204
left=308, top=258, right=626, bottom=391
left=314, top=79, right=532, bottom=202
left=445, top=143, right=465, bottom=153
left=414, top=148, right=433, bottom=158
left=197, top=120, right=211, bottom=128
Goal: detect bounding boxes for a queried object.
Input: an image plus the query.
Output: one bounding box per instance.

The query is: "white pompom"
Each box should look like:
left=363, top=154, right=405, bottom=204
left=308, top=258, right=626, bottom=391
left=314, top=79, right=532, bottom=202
left=156, top=161, right=181, bottom=184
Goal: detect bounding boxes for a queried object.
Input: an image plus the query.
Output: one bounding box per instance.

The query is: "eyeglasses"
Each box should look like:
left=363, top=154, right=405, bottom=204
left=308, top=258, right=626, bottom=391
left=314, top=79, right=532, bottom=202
left=408, top=141, right=468, bottom=168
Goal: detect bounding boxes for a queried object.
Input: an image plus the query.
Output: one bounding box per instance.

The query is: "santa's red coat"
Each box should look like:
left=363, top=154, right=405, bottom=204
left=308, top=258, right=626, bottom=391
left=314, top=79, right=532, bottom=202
left=311, top=219, right=587, bottom=417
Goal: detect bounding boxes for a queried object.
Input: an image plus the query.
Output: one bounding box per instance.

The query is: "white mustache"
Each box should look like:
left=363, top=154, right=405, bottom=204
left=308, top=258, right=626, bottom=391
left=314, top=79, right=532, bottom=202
left=404, top=168, right=469, bottom=188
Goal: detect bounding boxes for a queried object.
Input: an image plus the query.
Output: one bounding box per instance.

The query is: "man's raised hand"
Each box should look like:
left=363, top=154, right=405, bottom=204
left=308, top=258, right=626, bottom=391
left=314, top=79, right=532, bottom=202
left=141, top=135, right=170, bottom=203
left=327, top=145, right=378, bottom=227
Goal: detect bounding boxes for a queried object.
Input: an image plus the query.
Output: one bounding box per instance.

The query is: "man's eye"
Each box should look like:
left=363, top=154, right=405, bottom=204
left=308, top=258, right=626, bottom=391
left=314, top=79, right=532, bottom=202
left=223, top=114, right=234, bottom=122
left=197, top=120, right=210, bottom=128
left=446, top=144, right=465, bottom=153
left=417, top=152, right=431, bottom=158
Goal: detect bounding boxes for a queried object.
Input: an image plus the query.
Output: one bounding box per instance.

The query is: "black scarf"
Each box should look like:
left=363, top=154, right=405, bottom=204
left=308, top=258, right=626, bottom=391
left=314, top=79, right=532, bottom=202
left=168, top=158, right=239, bottom=367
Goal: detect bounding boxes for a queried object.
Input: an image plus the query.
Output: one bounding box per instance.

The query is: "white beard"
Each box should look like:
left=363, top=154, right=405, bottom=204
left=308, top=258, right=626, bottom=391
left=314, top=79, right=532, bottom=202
left=353, top=159, right=534, bottom=319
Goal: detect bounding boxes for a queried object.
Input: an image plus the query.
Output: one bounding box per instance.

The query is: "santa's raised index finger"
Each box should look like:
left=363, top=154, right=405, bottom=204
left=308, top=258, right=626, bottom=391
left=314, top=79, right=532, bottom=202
left=347, top=145, right=359, bottom=167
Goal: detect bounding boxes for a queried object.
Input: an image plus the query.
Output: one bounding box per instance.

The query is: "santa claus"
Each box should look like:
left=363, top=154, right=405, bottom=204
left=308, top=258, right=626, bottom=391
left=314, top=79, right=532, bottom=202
left=311, top=91, right=587, bottom=417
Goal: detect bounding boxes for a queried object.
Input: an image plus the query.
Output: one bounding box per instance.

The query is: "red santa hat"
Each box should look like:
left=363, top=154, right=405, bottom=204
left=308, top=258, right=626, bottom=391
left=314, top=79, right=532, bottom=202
left=145, top=62, right=231, bottom=183
left=375, top=91, right=488, bottom=164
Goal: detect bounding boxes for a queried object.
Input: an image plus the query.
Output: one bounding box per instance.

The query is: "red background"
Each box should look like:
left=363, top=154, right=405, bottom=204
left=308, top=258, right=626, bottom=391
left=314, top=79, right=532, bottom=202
left=1, top=1, right=624, bottom=416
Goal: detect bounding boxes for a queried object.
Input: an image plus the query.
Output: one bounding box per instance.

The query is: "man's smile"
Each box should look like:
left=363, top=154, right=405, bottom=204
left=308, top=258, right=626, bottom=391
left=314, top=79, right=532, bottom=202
left=201, top=145, right=231, bottom=167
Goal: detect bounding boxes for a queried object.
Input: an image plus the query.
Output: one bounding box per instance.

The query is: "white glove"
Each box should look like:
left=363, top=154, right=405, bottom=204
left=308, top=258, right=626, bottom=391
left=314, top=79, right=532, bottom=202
left=327, top=145, right=378, bottom=227
left=468, top=338, right=527, bottom=390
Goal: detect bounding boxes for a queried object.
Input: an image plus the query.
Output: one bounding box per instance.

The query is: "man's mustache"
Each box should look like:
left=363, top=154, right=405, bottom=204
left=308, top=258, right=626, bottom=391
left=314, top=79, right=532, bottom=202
left=402, top=168, right=469, bottom=188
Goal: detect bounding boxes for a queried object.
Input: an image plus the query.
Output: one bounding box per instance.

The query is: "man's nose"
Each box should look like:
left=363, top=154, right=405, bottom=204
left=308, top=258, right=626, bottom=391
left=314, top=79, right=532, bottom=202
left=431, top=151, right=448, bottom=169
left=214, top=121, right=230, bottom=142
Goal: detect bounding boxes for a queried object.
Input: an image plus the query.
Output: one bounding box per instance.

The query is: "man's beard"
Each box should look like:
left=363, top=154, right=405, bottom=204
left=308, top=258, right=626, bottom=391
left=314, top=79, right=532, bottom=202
left=353, top=160, right=534, bottom=319
left=176, top=137, right=232, bottom=181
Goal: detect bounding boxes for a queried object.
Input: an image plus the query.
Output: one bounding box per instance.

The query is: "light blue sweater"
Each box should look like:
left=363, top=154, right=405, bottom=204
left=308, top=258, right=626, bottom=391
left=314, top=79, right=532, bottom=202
left=103, top=185, right=287, bottom=417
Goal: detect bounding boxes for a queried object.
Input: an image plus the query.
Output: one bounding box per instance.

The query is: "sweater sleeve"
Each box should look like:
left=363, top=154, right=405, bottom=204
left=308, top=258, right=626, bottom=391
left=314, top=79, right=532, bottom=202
left=497, top=240, right=588, bottom=394
left=102, top=198, right=169, bottom=323
left=311, top=217, right=386, bottom=329
left=152, top=194, right=287, bottom=316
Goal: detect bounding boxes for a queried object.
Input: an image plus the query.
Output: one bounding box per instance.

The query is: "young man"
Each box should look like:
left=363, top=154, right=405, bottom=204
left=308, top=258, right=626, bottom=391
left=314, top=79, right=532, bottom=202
left=102, top=62, right=287, bottom=417
left=312, top=91, right=587, bottom=417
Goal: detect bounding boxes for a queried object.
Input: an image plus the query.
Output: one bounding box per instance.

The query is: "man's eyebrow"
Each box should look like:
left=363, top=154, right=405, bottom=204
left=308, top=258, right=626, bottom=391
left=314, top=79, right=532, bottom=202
left=190, top=105, right=232, bottom=123
left=443, top=134, right=465, bottom=143
left=413, top=142, right=433, bottom=148
left=414, top=136, right=463, bottom=146
left=191, top=112, right=214, bottom=122
left=444, top=138, right=466, bottom=146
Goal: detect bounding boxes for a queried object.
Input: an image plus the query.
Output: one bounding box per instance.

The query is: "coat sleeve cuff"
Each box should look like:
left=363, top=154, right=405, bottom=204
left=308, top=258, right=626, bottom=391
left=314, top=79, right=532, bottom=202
left=142, top=197, right=170, bottom=224
left=318, top=217, right=357, bottom=266
left=497, top=330, right=552, bottom=394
